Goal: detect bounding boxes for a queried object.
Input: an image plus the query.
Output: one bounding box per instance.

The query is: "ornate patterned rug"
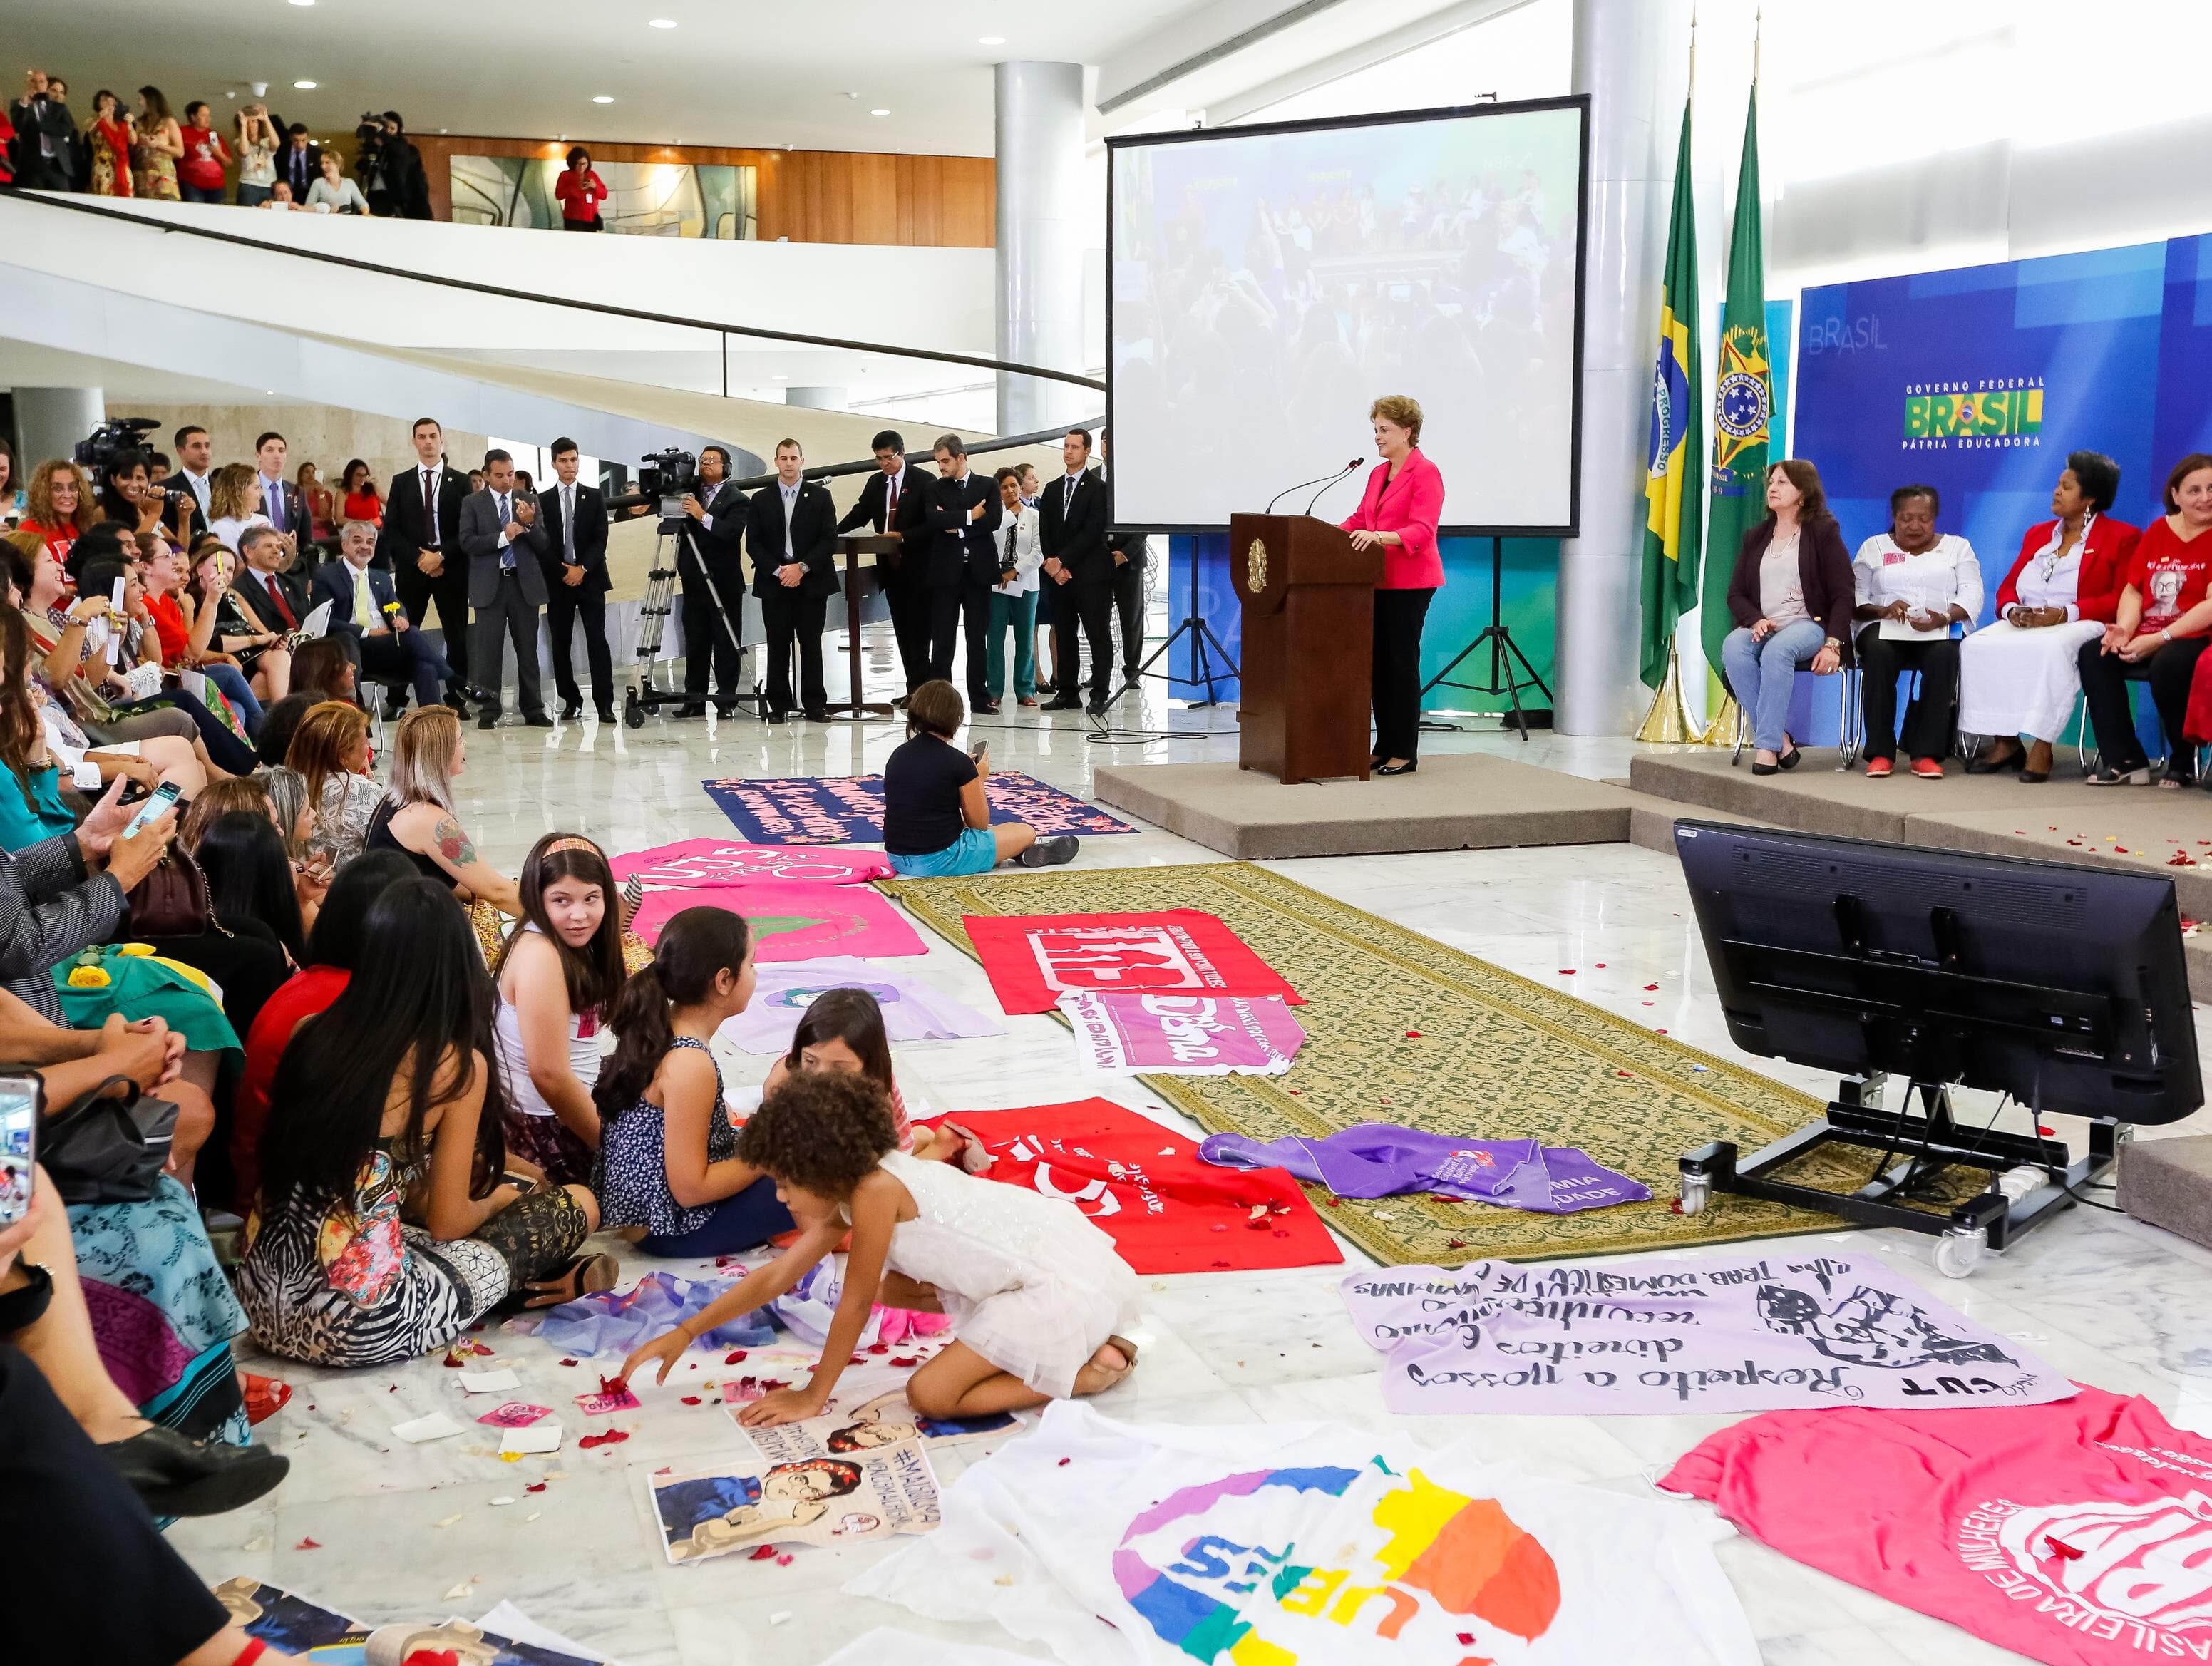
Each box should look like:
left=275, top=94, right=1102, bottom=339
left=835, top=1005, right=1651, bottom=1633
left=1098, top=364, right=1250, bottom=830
left=884, top=861, right=1856, bottom=1265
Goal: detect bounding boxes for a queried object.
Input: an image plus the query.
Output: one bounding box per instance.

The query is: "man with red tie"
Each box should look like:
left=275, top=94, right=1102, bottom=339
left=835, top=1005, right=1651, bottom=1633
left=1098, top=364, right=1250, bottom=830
left=835, top=428, right=933, bottom=701
left=237, top=524, right=312, bottom=630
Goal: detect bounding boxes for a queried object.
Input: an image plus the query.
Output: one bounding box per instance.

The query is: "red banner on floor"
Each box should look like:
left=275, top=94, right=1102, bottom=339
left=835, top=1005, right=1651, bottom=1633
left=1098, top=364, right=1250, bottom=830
left=920, top=1100, right=1340, bottom=1274
left=962, top=910, right=1302, bottom=1016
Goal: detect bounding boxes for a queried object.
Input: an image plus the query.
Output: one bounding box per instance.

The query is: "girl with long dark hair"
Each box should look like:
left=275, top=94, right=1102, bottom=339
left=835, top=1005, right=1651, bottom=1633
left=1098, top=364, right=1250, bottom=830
left=195, top=808, right=308, bottom=964
left=595, top=905, right=792, bottom=1255
left=493, top=834, right=627, bottom=1186
left=240, top=878, right=609, bottom=1366
left=760, top=985, right=947, bottom=1161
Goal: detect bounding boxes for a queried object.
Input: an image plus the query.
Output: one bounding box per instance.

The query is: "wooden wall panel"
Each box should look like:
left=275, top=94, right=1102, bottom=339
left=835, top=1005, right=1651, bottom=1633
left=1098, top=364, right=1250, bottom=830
left=393, top=133, right=993, bottom=247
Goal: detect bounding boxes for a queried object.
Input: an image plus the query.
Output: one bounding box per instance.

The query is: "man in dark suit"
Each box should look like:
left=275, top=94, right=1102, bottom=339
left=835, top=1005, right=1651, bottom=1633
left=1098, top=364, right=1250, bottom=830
left=922, top=433, right=1004, bottom=712
left=537, top=436, right=614, bottom=722
left=744, top=438, right=840, bottom=721
left=251, top=431, right=307, bottom=552
left=835, top=428, right=932, bottom=701
left=8, top=71, right=76, bottom=192
left=458, top=450, right=551, bottom=729
left=235, top=524, right=313, bottom=632
left=1099, top=428, right=1148, bottom=692
left=677, top=444, right=749, bottom=717
left=314, top=518, right=454, bottom=715
left=277, top=124, right=322, bottom=200
left=1036, top=426, right=1111, bottom=714
left=377, top=415, right=475, bottom=709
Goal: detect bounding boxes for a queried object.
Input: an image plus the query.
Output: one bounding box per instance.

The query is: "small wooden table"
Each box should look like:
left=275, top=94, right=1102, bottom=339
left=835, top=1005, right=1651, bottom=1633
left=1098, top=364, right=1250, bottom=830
left=825, top=533, right=900, bottom=718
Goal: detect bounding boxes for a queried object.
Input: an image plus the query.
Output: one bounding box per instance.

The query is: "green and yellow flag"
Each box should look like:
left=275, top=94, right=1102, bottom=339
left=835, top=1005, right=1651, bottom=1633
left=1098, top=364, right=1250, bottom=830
left=1638, top=100, right=1702, bottom=691
left=1699, top=87, right=1771, bottom=678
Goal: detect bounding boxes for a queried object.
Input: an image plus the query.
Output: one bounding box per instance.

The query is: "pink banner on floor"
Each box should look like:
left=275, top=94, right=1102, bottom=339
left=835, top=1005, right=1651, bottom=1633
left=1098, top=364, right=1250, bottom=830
left=610, top=838, right=892, bottom=888
left=630, top=883, right=926, bottom=962
left=1056, top=991, right=1305, bottom=1076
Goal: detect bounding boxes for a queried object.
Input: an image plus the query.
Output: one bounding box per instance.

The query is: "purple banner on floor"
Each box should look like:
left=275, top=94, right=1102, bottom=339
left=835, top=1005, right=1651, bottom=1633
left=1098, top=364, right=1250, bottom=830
left=703, top=773, right=1136, bottom=845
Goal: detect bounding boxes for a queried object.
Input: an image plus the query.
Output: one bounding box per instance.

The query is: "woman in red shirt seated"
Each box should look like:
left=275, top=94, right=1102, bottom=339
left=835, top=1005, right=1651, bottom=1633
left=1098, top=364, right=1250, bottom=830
left=555, top=146, right=608, bottom=232
left=338, top=458, right=383, bottom=526
left=2079, top=453, right=2212, bottom=787
left=18, top=460, right=101, bottom=566
left=1339, top=394, right=1445, bottom=776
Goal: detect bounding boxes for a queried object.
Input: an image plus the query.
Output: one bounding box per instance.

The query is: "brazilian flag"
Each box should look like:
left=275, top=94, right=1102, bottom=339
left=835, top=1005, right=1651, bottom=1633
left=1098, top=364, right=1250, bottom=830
left=1639, top=100, right=1702, bottom=691
left=1699, top=88, right=1771, bottom=677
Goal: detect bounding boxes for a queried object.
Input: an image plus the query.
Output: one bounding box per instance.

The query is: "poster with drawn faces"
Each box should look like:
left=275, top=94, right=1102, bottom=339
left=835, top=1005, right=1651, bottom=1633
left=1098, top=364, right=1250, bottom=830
left=649, top=1445, right=940, bottom=1563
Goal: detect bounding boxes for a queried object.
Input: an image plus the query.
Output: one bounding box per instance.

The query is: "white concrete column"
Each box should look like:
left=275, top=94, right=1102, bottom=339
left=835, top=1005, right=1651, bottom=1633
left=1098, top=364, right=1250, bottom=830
left=12, top=386, right=106, bottom=473
left=1555, top=0, right=1690, bottom=735
left=994, top=61, right=1087, bottom=436
left=783, top=386, right=847, bottom=411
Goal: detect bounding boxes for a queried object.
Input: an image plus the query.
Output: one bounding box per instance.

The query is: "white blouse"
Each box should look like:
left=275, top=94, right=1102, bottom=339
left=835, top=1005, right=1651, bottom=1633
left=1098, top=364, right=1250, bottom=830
left=1852, top=532, right=1985, bottom=624
left=2010, top=515, right=2097, bottom=620
left=993, top=503, right=1041, bottom=596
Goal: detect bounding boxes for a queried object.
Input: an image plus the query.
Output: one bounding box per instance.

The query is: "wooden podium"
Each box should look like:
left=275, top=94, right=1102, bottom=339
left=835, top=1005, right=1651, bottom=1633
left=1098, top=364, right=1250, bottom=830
left=826, top=534, right=900, bottom=719
left=1233, top=513, right=1384, bottom=783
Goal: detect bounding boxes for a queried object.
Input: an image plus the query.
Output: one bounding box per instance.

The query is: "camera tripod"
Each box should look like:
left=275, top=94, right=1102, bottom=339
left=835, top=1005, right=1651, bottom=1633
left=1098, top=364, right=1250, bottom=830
left=624, top=523, right=765, bottom=728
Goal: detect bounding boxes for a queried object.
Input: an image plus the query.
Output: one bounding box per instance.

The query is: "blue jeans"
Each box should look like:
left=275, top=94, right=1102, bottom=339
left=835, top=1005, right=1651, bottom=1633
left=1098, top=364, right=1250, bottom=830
left=986, top=590, right=1039, bottom=699
left=178, top=182, right=224, bottom=205
left=195, top=662, right=263, bottom=737
left=1722, top=619, right=1828, bottom=754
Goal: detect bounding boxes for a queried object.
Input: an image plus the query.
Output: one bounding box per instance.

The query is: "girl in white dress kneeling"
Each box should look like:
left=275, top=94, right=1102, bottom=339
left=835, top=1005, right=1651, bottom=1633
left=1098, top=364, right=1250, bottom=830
left=619, top=1071, right=1139, bottom=1423
left=1961, top=451, right=2140, bottom=782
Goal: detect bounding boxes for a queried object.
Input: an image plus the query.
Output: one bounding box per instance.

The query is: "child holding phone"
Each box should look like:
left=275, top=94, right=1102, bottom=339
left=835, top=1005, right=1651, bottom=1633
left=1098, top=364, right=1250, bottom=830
left=878, top=679, right=1075, bottom=876
left=620, top=1071, right=1138, bottom=1423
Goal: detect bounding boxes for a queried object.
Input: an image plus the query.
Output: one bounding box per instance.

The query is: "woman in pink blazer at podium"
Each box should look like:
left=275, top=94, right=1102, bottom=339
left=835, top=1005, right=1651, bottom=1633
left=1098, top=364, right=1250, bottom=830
left=1342, top=394, right=1445, bottom=776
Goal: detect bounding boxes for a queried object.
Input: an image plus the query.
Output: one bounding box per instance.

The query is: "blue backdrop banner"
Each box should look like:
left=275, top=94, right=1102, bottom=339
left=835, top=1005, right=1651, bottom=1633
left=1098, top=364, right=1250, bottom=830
left=1790, top=240, right=2178, bottom=751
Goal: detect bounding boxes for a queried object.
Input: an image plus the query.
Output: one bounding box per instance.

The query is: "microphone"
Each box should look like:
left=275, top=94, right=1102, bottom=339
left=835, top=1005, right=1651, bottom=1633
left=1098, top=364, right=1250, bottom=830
left=1265, top=458, right=1364, bottom=515
left=1301, top=457, right=1365, bottom=517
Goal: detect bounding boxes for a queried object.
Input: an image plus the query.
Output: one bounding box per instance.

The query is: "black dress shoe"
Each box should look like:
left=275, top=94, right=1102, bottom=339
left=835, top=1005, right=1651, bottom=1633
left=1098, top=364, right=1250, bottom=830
left=1043, top=696, right=1082, bottom=711
left=524, top=711, right=555, bottom=729
left=559, top=699, right=582, bottom=721
left=595, top=706, right=617, bottom=724
left=1751, top=760, right=1779, bottom=776
left=675, top=701, right=706, bottom=718
left=763, top=707, right=787, bottom=723
left=1965, top=744, right=2022, bottom=775
left=477, top=711, right=498, bottom=730
left=974, top=699, right=1001, bottom=716
left=1375, top=759, right=1419, bottom=776
left=102, top=1424, right=290, bottom=1517
left=381, top=702, right=409, bottom=724
left=803, top=706, right=831, bottom=722
left=1085, top=699, right=1106, bottom=718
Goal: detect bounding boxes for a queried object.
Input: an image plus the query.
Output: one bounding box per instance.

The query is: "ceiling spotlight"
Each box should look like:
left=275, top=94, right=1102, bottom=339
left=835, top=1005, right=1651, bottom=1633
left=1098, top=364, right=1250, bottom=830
left=592, top=95, right=614, bottom=103
left=772, top=374, right=787, bottom=381
left=648, top=16, right=677, bottom=26
left=979, top=36, right=1005, bottom=45
left=292, top=80, right=317, bottom=89
left=870, top=108, right=890, bottom=116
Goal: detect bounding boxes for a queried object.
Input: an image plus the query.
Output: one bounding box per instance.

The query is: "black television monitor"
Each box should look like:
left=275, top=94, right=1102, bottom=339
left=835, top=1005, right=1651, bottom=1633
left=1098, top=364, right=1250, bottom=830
left=1675, top=820, right=2201, bottom=1126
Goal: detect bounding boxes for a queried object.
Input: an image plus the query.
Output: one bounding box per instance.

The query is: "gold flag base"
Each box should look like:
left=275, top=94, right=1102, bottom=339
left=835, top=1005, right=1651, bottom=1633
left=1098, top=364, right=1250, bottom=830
left=1635, top=647, right=1702, bottom=744
left=1697, top=691, right=1745, bottom=748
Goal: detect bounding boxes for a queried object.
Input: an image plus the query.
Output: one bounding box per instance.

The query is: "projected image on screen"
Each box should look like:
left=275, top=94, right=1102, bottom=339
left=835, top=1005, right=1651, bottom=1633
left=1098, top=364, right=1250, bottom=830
left=1108, top=101, right=1585, bottom=533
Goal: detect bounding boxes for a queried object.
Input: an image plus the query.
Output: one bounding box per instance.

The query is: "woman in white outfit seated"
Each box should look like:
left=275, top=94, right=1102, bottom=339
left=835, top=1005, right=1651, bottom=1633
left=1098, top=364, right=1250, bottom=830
left=1960, top=451, right=2139, bottom=783
left=1851, top=485, right=1982, bottom=778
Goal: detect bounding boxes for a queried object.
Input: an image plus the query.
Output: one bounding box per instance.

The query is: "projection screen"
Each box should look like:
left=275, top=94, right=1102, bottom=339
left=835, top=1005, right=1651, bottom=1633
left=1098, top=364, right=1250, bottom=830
left=1106, top=96, right=1588, bottom=535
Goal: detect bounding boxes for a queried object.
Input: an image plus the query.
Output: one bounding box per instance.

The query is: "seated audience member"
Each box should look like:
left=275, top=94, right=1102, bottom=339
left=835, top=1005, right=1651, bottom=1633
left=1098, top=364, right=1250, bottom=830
left=177, top=773, right=277, bottom=853
left=493, top=834, right=625, bottom=1187
left=192, top=540, right=292, bottom=708
left=287, top=701, right=381, bottom=868
left=1962, top=452, right=2137, bottom=781
left=306, top=149, right=371, bottom=215
left=197, top=810, right=309, bottom=967
left=1720, top=459, right=1856, bottom=774
left=363, top=706, right=521, bottom=915
left=19, top=459, right=102, bottom=567
left=205, top=463, right=273, bottom=557
left=140, top=531, right=263, bottom=736
left=232, top=852, right=416, bottom=1207
left=597, top=905, right=793, bottom=1255
left=761, top=986, right=948, bottom=1161
left=240, top=878, right=609, bottom=1365
left=2079, top=453, right=2212, bottom=786
left=313, top=519, right=451, bottom=716
left=259, top=763, right=312, bottom=855
left=881, top=679, right=1076, bottom=876
left=1851, top=485, right=1983, bottom=778
left=287, top=637, right=355, bottom=706
left=254, top=691, right=314, bottom=768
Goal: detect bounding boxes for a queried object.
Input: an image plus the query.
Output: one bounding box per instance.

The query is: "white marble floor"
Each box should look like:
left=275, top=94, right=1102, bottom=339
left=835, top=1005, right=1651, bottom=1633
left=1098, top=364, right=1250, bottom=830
left=171, top=667, right=2212, bottom=1666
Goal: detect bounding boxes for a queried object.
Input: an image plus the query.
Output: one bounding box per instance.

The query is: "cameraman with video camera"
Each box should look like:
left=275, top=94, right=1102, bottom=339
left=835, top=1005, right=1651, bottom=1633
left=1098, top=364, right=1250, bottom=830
left=675, top=445, right=749, bottom=718
left=354, top=111, right=429, bottom=221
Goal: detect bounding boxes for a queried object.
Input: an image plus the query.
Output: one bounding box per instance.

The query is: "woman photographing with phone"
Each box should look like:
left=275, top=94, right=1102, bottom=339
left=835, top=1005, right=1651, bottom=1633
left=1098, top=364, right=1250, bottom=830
left=555, top=146, right=608, bottom=232
left=878, top=680, right=1075, bottom=876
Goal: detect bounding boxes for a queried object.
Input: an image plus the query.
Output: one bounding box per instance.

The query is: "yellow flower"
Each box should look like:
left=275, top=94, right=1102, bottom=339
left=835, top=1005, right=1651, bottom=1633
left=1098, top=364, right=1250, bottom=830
left=115, top=943, right=157, bottom=957
left=65, top=966, right=113, bottom=989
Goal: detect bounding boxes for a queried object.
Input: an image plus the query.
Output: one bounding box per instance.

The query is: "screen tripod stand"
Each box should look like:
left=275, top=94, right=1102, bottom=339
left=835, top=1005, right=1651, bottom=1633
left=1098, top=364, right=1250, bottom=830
left=1105, top=543, right=1239, bottom=714
left=1419, top=534, right=1551, bottom=737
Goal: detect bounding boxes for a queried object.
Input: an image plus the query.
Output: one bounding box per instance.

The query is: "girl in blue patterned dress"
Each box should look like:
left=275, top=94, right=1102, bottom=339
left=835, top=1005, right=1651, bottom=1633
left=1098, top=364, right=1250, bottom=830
left=595, top=905, right=795, bottom=1255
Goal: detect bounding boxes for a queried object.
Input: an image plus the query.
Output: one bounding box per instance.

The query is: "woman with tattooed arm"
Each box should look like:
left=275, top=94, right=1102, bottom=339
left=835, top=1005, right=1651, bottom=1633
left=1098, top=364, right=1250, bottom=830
left=361, top=706, right=521, bottom=917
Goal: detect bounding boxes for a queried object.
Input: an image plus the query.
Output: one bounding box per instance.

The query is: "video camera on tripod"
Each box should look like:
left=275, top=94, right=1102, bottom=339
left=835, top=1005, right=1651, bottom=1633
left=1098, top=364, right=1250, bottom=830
left=609, top=447, right=700, bottom=524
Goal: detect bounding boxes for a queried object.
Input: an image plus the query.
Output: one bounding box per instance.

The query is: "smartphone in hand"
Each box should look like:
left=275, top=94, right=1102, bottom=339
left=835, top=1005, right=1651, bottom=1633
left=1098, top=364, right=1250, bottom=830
left=0, top=1072, right=41, bottom=1229
left=123, top=780, right=182, bottom=837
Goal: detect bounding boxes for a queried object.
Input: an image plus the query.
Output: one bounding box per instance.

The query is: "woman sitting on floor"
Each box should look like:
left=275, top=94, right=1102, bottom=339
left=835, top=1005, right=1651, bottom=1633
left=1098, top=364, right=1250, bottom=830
left=240, top=878, right=611, bottom=1367
left=880, top=679, right=1076, bottom=876
left=363, top=706, right=520, bottom=918
left=493, top=833, right=626, bottom=1188
left=597, top=905, right=795, bottom=1256
left=1849, top=484, right=1982, bottom=779
left=1960, top=451, right=2137, bottom=782
left=761, top=985, right=950, bottom=1163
